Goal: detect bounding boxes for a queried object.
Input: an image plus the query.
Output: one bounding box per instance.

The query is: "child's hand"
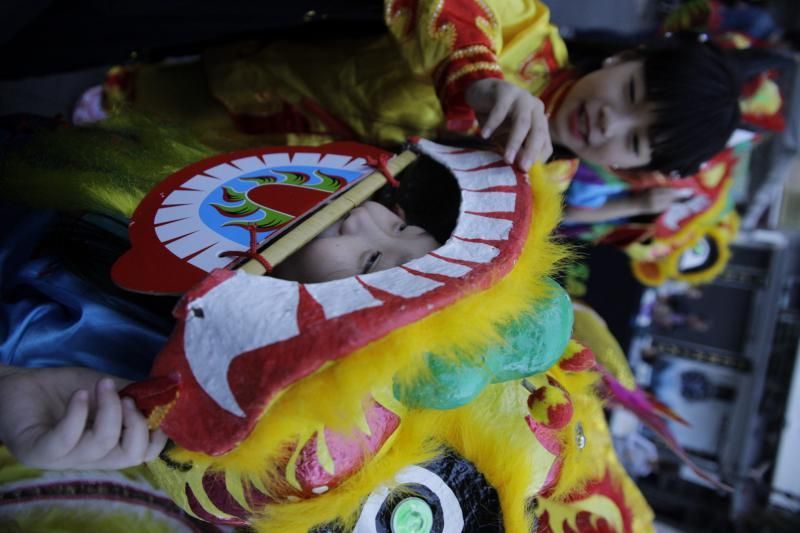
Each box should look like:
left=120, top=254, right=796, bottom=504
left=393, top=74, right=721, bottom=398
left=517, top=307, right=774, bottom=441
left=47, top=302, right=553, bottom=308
left=0, top=366, right=167, bottom=470
left=465, top=78, right=553, bottom=171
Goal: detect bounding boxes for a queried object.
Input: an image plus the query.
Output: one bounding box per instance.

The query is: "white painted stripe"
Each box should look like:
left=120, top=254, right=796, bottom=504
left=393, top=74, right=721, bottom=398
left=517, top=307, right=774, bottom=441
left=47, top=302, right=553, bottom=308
left=359, top=268, right=442, bottom=298
left=394, top=466, right=464, bottom=533
left=155, top=219, right=197, bottom=242
left=290, top=152, right=322, bottom=166
left=163, top=189, right=207, bottom=206
left=305, top=277, right=382, bottom=319
left=354, top=466, right=464, bottom=533
left=165, top=227, right=220, bottom=259
left=461, top=191, right=516, bottom=213
left=261, top=153, right=291, bottom=167
left=343, top=157, right=369, bottom=171
left=453, top=213, right=512, bottom=241
left=319, top=154, right=352, bottom=168
left=354, top=486, right=390, bottom=533
left=183, top=272, right=300, bottom=416
left=181, top=175, right=221, bottom=192
left=416, top=138, right=504, bottom=170
left=187, top=241, right=247, bottom=272
left=154, top=204, right=196, bottom=224
left=404, top=254, right=471, bottom=278
left=435, top=238, right=500, bottom=264
left=232, top=156, right=267, bottom=173
left=453, top=166, right=516, bottom=190
left=414, top=138, right=456, bottom=154
left=204, top=163, right=242, bottom=180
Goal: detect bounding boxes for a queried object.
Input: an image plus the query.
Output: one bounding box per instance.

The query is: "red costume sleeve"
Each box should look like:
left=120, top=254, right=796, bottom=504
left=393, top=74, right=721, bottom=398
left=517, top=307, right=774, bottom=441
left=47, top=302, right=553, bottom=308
left=385, top=0, right=505, bottom=132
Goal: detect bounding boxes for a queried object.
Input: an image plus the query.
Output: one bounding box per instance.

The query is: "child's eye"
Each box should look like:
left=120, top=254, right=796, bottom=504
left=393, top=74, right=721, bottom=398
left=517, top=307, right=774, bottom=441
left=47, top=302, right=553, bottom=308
left=396, top=223, right=408, bottom=233
left=631, top=133, right=640, bottom=156
left=628, top=79, right=636, bottom=104
left=362, top=251, right=383, bottom=274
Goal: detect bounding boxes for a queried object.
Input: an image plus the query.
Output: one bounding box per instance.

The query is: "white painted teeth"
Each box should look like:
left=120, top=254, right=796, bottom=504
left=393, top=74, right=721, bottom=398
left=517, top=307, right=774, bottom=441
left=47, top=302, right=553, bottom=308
left=304, top=277, right=382, bottom=320
left=453, top=213, right=513, bottom=241
left=461, top=191, right=516, bottom=213
left=415, top=138, right=504, bottom=170
left=453, top=166, right=517, bottom=190
left=358, top=268, right=444, bottom=298
left=434, top=239, right=500, bottom=264
left=176, top=142, right=529, bottom=416
left=153, top=151, right=370, bottom=273
left=404, top=255, right=471, bottom=278
left=181, top=174, right=223, bottom=191
left=230, top=156, right=266, bottom=173
left=203, top=162, right=243, bottom=180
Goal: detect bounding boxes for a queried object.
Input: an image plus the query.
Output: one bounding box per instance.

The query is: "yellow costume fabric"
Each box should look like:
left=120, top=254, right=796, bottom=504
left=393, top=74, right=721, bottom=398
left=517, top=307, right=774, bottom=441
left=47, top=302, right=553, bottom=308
left=0, top=447, right=215, bottom=532
left=117, top=0, right=568, bottom=149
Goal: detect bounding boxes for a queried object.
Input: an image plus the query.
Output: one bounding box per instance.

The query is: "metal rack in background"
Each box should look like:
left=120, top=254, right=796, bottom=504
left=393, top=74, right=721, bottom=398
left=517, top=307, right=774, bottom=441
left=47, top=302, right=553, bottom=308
left=618, top=232, right=800, bottom=532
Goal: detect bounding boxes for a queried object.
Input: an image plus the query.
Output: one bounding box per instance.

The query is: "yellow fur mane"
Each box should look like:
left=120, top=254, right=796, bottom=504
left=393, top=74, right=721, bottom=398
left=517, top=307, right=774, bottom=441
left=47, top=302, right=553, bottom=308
left=152, top=164, right=579, bottom=531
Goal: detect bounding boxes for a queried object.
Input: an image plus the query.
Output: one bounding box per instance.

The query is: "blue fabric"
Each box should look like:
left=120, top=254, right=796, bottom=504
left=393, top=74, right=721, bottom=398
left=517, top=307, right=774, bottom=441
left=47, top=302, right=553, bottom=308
left=0, top=206, right=165, bottom=380
left=565, top=174, right=628, bottom=210
left=561, top=163, right=628, bottom=234
left=719, top=5, right=778, bottom=41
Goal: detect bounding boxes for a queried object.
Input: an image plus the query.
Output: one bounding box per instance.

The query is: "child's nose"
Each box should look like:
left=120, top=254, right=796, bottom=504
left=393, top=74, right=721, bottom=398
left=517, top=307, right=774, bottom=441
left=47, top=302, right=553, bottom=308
left=340, top=206, right=368, bottom=235
left=600, top=105, right=633, bottom=139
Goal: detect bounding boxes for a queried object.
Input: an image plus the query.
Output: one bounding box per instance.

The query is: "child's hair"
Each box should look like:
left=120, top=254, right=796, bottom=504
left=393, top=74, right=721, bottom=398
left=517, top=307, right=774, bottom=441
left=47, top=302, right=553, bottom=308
left=637, top=42, right=741, bottom=177
left=566, top=39, right=745, bottom=176
left=376, top=153, right=461, bottom=244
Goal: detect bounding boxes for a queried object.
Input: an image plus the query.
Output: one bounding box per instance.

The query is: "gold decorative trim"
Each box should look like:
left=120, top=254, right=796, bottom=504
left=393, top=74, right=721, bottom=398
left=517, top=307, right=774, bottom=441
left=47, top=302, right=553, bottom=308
left=451, top=44, right=496, bottom=60
left=444, top=62, right=503, bottom=87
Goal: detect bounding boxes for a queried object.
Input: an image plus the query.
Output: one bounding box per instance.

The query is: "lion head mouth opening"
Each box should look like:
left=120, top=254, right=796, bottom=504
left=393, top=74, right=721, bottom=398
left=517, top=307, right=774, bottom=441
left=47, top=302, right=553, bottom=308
left=126, top=139, right=540, bottom=455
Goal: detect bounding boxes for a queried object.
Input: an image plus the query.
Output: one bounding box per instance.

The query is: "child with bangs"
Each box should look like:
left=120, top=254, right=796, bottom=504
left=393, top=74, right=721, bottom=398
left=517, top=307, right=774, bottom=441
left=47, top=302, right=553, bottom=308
left=92, top=1, right=744, bottom=224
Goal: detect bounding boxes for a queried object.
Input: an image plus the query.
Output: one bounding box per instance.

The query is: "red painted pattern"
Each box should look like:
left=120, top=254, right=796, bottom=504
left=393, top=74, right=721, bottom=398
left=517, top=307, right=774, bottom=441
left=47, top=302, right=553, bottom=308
left=559, top=347, right=596, bottom=373
left=112, top=142, right=389, bottom=295
left=537, top=468, right=634, bottom=533
left=386, top=0, right=419, bottom=37
left=138, top=142, right=533, bottom=455
left=294, top=401, right=401, bottom=496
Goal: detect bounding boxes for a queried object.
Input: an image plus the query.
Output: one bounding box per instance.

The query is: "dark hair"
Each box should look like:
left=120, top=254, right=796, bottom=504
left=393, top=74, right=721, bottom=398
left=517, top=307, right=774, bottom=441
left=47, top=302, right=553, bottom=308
left=638, top=42, right=742, bottom=176
left=565, top=38, right=743, bottom=176
left=375, top=153, right=461, bottom=244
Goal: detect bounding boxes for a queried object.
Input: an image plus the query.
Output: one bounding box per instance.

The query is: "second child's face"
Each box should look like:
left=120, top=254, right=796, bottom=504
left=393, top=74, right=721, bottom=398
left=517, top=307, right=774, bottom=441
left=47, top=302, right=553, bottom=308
left=273, top=201, right=439, bottom=283
left=552, top=59, right=654, bottom=169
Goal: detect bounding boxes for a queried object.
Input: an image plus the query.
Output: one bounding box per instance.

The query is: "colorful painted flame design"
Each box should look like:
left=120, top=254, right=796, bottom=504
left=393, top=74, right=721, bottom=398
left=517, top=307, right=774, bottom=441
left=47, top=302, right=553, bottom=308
left=212, top=170, right=347, bottom=230
left=126, top=139, right=534, bottom=455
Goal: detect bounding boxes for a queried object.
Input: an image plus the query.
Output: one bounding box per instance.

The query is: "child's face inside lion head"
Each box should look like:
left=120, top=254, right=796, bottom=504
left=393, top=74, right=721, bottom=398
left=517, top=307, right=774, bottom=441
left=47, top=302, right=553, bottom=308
left=273, top=201, right=439, bottom=283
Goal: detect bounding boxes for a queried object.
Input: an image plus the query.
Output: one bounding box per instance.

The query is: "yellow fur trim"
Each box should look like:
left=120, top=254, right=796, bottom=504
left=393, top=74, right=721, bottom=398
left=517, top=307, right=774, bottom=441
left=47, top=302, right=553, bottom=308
left=153, top=163, right=572, bottom=531
left=633, top=223, right=732, bottom=287
left=528, top=382, right=570, bottom=425
left=169, top=162, right=566, bottom=475
left=538, top=407, right=655, bottom=532
left=252, top=382, right=556, bottom=533
left=544, top=364, right=605, bottom=501
left=670, top=225, right=732, bottom=285
left=650, top=179, right=732, bottom=250
left=631, top=203, right=737, bottom=287
left=572, top=302, right=635, bottom=390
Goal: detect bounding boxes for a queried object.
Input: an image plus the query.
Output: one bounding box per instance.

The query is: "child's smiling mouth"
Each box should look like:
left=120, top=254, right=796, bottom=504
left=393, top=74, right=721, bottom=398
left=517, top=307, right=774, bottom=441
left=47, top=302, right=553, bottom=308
left=569, top=102, right=591, bottom=146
